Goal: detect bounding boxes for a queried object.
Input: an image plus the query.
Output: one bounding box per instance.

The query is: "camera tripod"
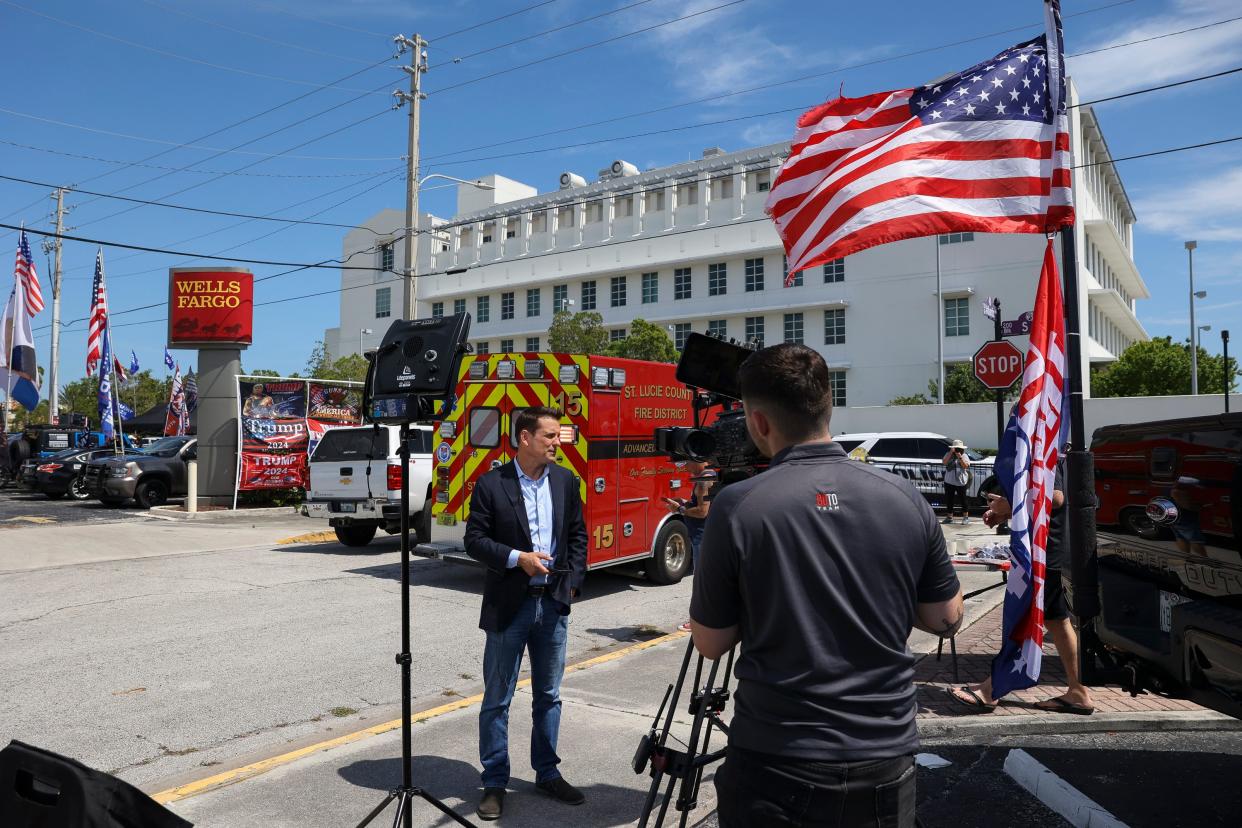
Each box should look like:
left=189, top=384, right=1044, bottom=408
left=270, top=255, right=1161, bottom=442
left=355, top=422, right=476, bottom=828
left=633, top=637, right=736, bottom=828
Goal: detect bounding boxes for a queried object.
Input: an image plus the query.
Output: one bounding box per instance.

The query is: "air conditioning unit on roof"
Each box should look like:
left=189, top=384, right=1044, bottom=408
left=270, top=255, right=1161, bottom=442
left=559, top=172, right=586, bottom=189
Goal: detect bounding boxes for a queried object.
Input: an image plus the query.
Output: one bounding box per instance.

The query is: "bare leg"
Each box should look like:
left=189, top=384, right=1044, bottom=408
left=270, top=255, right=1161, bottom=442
left=951, top=676, right=996, bottom=707
left=1045, top=617, right=1092, bottom=707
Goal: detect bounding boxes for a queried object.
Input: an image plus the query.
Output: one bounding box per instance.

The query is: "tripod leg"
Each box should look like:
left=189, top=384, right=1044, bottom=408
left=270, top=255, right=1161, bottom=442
left=355, top=792, right=396, bottom=828
left=414, top=789, right=478, bottom=827
left=653, top=773, right=677, bottom=828
left=389, top=792, right=407, bottom=828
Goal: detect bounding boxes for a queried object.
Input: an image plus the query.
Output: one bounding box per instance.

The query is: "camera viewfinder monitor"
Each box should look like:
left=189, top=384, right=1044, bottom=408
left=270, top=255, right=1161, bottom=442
left=675, top=332, right=752, bottom=400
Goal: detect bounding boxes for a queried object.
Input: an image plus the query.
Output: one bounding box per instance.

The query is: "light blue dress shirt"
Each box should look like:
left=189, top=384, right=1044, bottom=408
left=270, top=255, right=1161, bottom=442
left=506, top=459, right=557, bottom=585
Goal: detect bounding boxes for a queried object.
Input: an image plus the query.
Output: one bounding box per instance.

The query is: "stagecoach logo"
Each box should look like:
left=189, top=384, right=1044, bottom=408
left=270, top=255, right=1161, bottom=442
left=815, top=491, right=840, bottom=512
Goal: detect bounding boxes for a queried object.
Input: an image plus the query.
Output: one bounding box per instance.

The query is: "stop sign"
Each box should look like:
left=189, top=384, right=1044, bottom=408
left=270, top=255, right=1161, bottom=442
left=973, top=340, right=1024, bottom=389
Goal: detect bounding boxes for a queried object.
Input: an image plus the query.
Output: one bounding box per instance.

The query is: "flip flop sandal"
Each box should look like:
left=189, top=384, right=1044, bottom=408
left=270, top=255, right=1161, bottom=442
left=950, top=686, right=997, bottom=714
left=1034, top=696, right=1095, bottom=715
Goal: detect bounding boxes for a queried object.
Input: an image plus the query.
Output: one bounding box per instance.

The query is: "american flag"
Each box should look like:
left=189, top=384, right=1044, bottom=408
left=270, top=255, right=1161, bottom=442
left=990, top=238, right=1067, bottom=698
left=86, top=249, right=108, bottom=377
left=767, top=0, right=1073, bottom=282
left=183, top=370, right=198, bottom=412
left=14, top=229, right=43, bottom=316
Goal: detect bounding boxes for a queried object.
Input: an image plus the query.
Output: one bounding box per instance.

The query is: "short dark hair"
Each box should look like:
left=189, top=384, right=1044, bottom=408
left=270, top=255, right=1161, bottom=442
left=737, top=343, right=832, bottom=441
left=514, top=405, right=562, bottom=440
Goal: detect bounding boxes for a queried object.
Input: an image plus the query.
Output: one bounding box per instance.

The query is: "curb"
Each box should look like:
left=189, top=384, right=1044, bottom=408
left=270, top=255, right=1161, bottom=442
left=149, top=505, right=299, bottom=522
left=918, top=709, right=1240, bottom=739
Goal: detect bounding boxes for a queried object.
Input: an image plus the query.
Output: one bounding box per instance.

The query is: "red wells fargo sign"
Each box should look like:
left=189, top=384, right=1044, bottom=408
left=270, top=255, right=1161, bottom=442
left=168, top=267, right=254, bottom=348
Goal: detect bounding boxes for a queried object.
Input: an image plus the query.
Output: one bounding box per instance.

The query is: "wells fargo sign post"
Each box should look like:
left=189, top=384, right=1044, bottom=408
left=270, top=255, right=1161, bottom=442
left=168, top=267, right=254, bottom=507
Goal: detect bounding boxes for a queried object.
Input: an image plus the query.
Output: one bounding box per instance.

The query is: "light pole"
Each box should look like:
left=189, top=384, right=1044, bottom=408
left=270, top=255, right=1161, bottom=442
left=399, top=173, right=494, bottom=321
left=1186, top=241, right=1199, bottom=394
left=359, top=327, right=373, bottom=356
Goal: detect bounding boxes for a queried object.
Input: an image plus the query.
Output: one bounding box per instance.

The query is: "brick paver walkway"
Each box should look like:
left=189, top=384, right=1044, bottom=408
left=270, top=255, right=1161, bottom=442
left=915, top=603, right=1206, bottom=718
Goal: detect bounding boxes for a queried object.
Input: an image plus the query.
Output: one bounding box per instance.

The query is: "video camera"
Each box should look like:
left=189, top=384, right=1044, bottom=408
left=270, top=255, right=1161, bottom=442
left=363, top=312, right=471, bottom=424
left=652, top=332, right=764, bottom=483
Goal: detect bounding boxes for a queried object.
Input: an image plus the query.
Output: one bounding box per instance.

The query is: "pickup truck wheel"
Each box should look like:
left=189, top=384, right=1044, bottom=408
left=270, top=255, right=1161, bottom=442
left=135, top=479, right=169, bottom=509
left=647, top=521, right=692, bottom=585
left=335, top=524, right=378, bottom=547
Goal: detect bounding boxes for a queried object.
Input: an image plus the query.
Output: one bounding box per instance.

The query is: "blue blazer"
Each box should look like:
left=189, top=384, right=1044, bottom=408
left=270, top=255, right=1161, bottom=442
left=464, top=461, right=588, bottom=632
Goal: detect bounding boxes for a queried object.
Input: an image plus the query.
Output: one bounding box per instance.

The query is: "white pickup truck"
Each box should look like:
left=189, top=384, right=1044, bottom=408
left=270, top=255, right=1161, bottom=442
left=302, top=424, right=434, bottom=547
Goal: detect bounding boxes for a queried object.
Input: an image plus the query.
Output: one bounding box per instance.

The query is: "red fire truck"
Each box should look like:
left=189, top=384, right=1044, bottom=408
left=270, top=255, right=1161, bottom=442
left=415, top=352, right=698, bottom=584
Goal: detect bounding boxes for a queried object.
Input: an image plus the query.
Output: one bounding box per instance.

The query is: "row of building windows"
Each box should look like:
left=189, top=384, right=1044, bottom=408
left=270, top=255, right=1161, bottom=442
left=1089, top=305, right=1132, bottom=356
left=1086, top=235, right=1133, bottom=307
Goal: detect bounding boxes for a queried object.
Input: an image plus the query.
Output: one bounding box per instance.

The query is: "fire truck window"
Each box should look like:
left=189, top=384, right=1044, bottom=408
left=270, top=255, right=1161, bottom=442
left=1150, top=446, right=1177, bottom=481
left=510, top=408, right=529, bottom=448
left=470, top=408, right=501, bottom=448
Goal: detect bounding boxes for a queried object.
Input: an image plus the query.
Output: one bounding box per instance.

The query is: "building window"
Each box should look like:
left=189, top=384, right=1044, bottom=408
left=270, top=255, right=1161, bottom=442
left=526, top=336, right=540, bottom=352
left=708, top=262, right=727, bottom=296
left=453, top=298, right=466, bottom=317
left=376, top=287, right=392, bottom=319
left=476, top=295, right=490, bottom=323
left=829, top=371, right=847, bottom=407
left=673, top=323, right=692, bottom=351
left=641, top=272, right=658, bottom=304
left=431, top=300, right=443, bottom=318
left=610, top=328, right=627, bottom=343
left=553, top=284, right=568, bottom=313
left=745, top=258, right=764, bottom=292
left=945, top=297, right=969, bottom=337
left=527, top=288, right=541, bottom=317
left=745, top=316, right=765, bottom=348
left=611, top=276, right=627, bottom=307
left=939, top=232, right=974, bottom=245
left=824, top=308, right=845, bottom=345
left=501, top=292, right=515, bottom=320
left=784, top=312, right=804, bottom=344
left=823, top=258, right=844, bottom=283
left=476, top=341, right=490, bottom=355
left=707, top=319, right=727, bottom=339
left=581, top=280, right=597, bottom=311
left=674, top=267, right=692, bottom=300
left=500, top=338, right=514, bottom=352
left=379, top=242, right=395, bottom=272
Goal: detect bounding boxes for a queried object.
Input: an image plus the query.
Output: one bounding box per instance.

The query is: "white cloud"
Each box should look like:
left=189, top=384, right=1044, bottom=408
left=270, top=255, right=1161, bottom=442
left=741, top=118, right=792, bottom=147
left=1067, top=0, right=1242, bottom=100
left=1134, top=165, right=1242, bottom=243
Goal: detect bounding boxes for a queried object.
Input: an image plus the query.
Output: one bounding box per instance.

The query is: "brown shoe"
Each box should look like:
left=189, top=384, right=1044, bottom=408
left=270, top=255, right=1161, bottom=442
left=476, top=787, right=505, bottom=821
left=536, top=776, right=585, bottom=805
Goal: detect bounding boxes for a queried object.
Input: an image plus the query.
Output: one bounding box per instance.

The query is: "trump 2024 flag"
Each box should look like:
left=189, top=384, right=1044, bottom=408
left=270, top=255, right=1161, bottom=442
left=991, top=238, right=1068, bottom=698
left=766, top=0, right=1073, bottom=283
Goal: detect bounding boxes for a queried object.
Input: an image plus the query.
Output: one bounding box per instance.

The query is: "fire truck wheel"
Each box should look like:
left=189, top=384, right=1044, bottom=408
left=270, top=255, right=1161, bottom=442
left=648, top=521, right=692, bottom=585
left=335, top=524, right=378, bottom=547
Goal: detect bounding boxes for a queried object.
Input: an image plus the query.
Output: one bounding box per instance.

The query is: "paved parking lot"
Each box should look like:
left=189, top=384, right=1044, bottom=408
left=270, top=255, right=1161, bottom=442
left=0, top=484, right=145, bottom=528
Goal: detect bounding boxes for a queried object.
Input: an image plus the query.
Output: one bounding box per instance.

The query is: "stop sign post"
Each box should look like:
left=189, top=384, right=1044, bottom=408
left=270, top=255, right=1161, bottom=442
left=973, top=340, right=1024, bottom=389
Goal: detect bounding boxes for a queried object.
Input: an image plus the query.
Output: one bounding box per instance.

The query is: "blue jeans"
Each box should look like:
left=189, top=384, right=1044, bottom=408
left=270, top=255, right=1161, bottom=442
left=479, top=594, right=569, bottom=788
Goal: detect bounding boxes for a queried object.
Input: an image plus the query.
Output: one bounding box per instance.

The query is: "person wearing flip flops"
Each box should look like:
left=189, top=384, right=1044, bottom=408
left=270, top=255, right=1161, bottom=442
left=949, top=459, right=1095, bottom=716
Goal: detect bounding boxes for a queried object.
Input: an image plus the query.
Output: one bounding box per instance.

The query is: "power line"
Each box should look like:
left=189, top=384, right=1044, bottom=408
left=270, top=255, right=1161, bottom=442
left=1069, top=14, right=1242, bottom=58
left=0, top=0, right=392, bottom=95
left=428, top=0, right=750, bottom=96
left=421, top=0, right=1137, bottom=163
left=428, top=0, right=563, bottom=42
left=270, top=7, right=389, bottom=38
left=1073, top=66, right=1242, bottom=108
left=1074, top=134, right=1242, bottom=168
left=431, top=0, right=658, bottom=67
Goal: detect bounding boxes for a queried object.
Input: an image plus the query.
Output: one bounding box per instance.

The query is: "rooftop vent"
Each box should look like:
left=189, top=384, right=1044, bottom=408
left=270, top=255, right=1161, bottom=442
left=559, top=171, right=586, bottom=190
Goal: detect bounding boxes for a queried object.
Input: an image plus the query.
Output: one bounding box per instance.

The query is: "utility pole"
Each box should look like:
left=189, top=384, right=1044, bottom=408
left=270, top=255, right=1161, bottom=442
left=394, top=34, right=427, bottom=321
left=47, top=188, right=67, bottom=423
left=1186, top=240, right=1198, bottom=394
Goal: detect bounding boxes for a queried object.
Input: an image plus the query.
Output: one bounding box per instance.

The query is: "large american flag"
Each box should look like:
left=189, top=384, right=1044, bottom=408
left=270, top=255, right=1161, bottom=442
left=86, top=249, right=108, bottom=377
left=14, top=229, right=43, bottom=316
left=991, top=238, right=1067, bottom=698
left=767, top=1, right=1073, bottom=281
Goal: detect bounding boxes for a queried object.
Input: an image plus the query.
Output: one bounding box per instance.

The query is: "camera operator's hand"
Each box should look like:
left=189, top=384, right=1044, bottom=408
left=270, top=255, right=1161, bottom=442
left=662, top=496, right=687, bottom=514
left=517, top=551, right=553, bottom=576
left=983, top=493, right=1011, bottom=527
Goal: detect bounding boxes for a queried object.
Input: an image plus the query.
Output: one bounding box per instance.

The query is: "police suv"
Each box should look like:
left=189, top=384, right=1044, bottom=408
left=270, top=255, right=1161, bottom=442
left=833, top=431, right=994, bottom=508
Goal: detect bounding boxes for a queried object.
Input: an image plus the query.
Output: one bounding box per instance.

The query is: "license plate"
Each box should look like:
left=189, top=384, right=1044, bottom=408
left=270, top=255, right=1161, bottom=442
left=1159, top=590, right=1191, bottom=632
left=337, top=503, right=356, bottom=513
left=307, top=503, right=327, bottom=515
left=437, top=514, right=457, bottom=526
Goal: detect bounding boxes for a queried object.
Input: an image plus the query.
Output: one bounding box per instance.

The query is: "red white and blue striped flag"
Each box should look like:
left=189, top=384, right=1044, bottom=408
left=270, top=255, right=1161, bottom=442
left=767, top=0, right=1073, bottom=282
left=14, top=229, right=43, bottom=316
left=991, top=237, right=1068, bottom=698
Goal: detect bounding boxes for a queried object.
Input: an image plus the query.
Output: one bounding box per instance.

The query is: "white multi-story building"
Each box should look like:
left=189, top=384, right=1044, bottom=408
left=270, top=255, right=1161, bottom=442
left=326, top=90, right=1146, bottom=407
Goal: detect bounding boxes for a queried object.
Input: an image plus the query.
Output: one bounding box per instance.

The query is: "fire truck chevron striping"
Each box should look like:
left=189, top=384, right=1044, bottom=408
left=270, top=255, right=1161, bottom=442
left=416, top=352, right=699, bottom=585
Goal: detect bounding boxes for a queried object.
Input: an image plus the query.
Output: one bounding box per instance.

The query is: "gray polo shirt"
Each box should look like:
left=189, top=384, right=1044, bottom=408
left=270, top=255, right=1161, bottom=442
left=690, top=441, right=960, bottom=761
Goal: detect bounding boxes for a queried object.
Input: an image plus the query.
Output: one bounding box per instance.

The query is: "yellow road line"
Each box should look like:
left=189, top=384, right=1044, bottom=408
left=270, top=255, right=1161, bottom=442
left=151, top=630, right=688, bottom=805
left=275, top=531, right=337, bottom=545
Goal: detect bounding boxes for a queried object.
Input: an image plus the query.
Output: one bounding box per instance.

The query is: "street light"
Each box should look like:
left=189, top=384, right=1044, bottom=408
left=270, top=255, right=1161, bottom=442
left=1198, top=324, right=1211, bottom=354
left=359, top=327, right=373, bottom=355
left=1186, top=241, right=1199, bottom=393
left=402, top=174, right=495, bottom=321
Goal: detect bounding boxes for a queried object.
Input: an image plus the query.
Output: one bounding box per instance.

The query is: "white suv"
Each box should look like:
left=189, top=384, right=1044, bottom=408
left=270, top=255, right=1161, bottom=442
left=302, top=424, right=434, bottom=547
left=833, top=431, right=994, bottom=508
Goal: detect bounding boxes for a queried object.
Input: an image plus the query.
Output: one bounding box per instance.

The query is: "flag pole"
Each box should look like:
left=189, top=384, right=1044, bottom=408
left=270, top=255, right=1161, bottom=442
left=101, top=257, right=125, bottom=455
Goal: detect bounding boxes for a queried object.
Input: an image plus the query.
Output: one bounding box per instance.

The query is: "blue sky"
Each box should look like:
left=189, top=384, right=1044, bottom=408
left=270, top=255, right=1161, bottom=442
left=1, top=0, right=1239, bottom=382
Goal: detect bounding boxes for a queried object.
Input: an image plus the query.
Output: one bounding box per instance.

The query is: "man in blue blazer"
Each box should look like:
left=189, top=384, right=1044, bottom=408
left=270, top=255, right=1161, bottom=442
left=464, top=405, right=588, bottom=820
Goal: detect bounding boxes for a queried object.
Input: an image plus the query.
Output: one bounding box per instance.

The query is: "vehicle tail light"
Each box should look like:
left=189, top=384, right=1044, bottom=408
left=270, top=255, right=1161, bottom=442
left=37, top=463, right=61, bottom=473
left=386, top=462, right=402, bottom=490
left=436, top=467, right=449, bottom=485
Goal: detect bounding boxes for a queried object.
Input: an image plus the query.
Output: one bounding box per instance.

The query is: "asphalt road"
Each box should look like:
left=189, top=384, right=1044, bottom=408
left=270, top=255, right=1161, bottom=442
left=0, top=483, right=143, bottom=527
